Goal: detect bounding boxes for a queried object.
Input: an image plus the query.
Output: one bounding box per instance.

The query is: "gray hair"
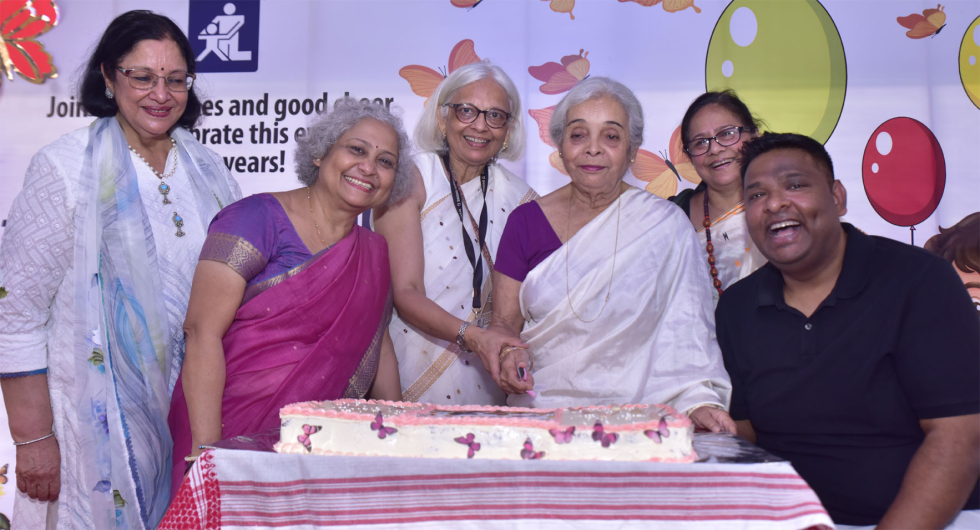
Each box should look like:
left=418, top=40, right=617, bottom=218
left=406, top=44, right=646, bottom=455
left=549, top=76, right=644, bottom=156
left=294, top=98, right=414, bottom=205
left=414, top=60, right=525, bottom=161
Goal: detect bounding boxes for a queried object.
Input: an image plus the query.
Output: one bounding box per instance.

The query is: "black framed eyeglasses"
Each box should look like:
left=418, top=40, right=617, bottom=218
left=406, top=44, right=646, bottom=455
left=684, top=126, right=745, bottom=156
left=443, top=103, right=511, bottom=129
left=117, top=67, right=196, bottom=92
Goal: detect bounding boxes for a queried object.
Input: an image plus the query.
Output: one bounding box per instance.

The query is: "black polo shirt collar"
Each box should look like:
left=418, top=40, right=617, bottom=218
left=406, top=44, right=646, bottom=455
left=756, top=223, right=873, bottom=310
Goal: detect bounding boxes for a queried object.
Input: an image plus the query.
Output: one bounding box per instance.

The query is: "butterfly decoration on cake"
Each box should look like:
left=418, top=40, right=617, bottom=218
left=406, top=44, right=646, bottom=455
left=633, top=125, right=700, bottom=199
left=644, top=418, right=671, bottom=444
left=297, top=424, right=322, bottom=452
left=370, top=413, right=397, bottom=439
left=398, top=39, right=481, bottom=107
left=0, top=0, right=60, bottom=84
left=520, top=438, right=545, bottom=460
left=897, top=4, right=946, bottom=39
left=529, top=49, right=590, bottom=95
left=549, top=426, right=575, bottom=444
left=617, top=0, right=701, bottom=13
left=454, top=432, right=481, bottom=458
left=591, top=421, right=619, bottom=448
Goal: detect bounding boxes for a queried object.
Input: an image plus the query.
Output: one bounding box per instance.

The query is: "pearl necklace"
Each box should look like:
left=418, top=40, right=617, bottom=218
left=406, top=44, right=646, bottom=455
left=129, top=137, right=185, bottom=237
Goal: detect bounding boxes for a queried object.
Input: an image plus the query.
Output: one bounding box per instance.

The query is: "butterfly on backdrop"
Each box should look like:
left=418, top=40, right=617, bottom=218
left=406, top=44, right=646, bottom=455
left=897, top=4, right=946, bottom=39
left=617, top=0, right=701, bottom=13
left=529, top=49, right=590, bottom=95
left=0, top=463, right=7, bottom=485
left=398, top=39, right=481, bottom=107
left=527, top=106, right=569, bottom=175
left=632, top=125, right=700, bottom=198
left=0, top=0, right=60, bottom=84
left=450, top=0, right=484, bottom=8
left=542, top=0, right=575, bottom=20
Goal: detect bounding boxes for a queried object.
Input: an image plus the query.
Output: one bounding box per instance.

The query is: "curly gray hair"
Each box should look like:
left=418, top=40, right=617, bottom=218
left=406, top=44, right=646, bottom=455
left=294, top=98, right=413, bottom=205
left=549, top=77, right=644, bottom=156
left=414, top=60, right=525, bottom=161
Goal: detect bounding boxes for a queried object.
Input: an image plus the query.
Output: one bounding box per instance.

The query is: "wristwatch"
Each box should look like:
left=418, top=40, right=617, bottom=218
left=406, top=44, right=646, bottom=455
left=456, top=321, right=472, bottom=351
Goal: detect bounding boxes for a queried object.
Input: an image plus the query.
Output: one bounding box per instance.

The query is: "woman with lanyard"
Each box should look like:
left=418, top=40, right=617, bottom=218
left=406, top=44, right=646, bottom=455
left=374, top=61, right=537, bottom=406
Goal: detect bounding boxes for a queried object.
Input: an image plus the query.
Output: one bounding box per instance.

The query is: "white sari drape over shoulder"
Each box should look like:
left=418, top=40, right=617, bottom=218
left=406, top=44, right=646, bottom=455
left=390, top=152, right=536, bottom=405
left=507, top=188, right=731, bottom=414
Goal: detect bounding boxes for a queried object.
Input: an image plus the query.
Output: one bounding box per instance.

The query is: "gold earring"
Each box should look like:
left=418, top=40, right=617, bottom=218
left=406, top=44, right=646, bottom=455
left=502, top=140, right=509, bottom=151
left=558, top=151, right=563, bottom=159
left=314, top=158, right=321, bottom=164
left=630, top=157, right=636, bottom=163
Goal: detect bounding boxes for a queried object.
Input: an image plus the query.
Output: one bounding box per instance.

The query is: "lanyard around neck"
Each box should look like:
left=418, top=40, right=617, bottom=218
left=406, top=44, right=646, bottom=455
left=442, top=154, right=489, bottom=309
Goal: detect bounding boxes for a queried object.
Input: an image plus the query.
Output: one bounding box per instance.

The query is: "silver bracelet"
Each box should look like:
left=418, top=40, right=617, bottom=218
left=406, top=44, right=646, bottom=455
left=13, top=432, right=55, bottom=446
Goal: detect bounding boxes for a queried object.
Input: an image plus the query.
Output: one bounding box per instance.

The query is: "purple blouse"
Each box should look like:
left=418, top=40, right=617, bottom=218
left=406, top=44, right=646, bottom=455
left=199, top=193, right=313, bottom=287
left=495, top=201, right=562, bottom=282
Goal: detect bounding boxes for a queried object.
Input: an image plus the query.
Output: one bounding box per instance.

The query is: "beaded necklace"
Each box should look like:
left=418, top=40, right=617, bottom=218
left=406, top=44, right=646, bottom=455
left=129, top=137, right=184, bottom=237
left=703, top=190, right=723, bottom=296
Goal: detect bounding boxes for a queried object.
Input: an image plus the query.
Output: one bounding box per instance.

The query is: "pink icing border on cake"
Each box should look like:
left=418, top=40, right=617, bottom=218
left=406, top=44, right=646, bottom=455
left=280, top=400, right=692, bottom=433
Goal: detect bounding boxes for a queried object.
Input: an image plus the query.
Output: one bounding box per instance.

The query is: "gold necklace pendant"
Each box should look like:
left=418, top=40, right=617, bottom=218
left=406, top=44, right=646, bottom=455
left=565, top=193, right=621, bottom=323
left=307, top=186, right=327, bottom=246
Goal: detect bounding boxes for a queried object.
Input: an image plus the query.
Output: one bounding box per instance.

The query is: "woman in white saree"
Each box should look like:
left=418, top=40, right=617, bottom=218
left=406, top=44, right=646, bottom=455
left=485, top=77, right=735, bottom=433
left=374, top=62, right=536, bottom=406
left=668, top=91, right=767, bottom=303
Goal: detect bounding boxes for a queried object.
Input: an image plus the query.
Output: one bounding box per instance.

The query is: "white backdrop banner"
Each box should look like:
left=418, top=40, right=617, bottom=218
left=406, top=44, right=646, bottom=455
left=0, top=0, right=978, bottom=522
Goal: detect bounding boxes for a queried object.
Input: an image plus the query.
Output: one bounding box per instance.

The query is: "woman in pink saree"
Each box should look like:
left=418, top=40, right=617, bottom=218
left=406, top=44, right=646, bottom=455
left=168, top=99, right=411, bottom=498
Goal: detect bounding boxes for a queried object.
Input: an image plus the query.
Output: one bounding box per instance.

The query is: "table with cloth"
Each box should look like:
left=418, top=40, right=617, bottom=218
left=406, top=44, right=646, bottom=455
left=161, top=432, right=834, bottom=529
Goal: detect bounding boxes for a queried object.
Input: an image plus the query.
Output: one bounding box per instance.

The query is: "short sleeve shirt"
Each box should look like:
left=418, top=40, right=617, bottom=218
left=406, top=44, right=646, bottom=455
left=716, top=223, right=980, bottom=525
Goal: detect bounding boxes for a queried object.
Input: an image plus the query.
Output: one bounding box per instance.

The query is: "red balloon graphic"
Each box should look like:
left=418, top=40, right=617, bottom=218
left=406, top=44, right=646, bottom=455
left=862, top=117, right=946, bottom=228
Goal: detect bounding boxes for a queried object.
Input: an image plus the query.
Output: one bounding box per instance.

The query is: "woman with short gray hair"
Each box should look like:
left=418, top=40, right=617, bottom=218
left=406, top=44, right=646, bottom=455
left=169, top=98, right=406, bottom=495
left=486, top=77, right=736, bottom=434
left=374, top=60, right=537, bottom=406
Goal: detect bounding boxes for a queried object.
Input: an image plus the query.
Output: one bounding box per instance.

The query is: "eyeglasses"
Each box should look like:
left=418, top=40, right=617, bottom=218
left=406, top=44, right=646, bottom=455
left=116, top=67, right=196, bottom=92
left=443, top=103, right=511, bottom=129
left=684, top=126, right=745, bottom=156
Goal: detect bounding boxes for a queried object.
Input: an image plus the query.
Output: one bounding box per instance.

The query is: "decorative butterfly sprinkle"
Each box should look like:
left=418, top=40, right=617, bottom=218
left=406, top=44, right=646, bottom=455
left=297, top=424, right=322, bottom=452
left=549, top=426, right=575, bottom=444
left=454, top=432, right=481, bottom=458
left=644, top=418, right=671, bottom=444
left=370, top=413, right=397, bottom=439
left=591, top=421, right=619, bottom=448
left=520, top=438, right=545, bottom=460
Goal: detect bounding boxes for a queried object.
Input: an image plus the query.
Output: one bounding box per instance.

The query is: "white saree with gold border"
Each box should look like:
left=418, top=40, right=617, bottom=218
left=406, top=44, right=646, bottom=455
left=507, top=188, right=732, bottom=414
left=391, top=152, right=537, bottom=405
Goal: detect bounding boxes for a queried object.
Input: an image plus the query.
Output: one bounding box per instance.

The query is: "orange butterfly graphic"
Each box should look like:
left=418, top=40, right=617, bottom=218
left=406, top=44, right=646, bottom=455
left=451, top=0, right=484, bottom=9
left=0, top=0, right=59, bottom=84
left=399, top=39, right=481, bottom=107
left=529, top=49, right=590, bottom=95
left=617, top=0, right=701, bottom=13
left=0, top=463, right=7, bottom=484
left=528, top=106, right=569, bottom=175
left=542, top=0, right=575, bottom=20
left=632, top=126, right=700, bottom=198
left=897, top=4, right=946, bottom=39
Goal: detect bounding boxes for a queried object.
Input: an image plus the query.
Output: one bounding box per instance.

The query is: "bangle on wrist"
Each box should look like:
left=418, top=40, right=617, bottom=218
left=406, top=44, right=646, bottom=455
left=499, top=346, right=533, bottom=372
left=13, top=432, right=55, bottom=446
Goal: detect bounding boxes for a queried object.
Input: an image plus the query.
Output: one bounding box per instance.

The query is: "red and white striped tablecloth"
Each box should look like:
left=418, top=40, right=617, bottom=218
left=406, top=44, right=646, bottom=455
left=161, top=448, right=833, bottom=529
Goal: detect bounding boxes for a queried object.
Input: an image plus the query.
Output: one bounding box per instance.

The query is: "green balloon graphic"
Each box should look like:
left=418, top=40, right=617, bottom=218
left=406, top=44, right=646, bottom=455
left=706, top=0, right=846, bottom=144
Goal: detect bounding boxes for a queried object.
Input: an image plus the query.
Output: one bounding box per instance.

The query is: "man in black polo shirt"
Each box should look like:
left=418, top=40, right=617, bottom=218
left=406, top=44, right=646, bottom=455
left=716, top=132, right=979, bottom=528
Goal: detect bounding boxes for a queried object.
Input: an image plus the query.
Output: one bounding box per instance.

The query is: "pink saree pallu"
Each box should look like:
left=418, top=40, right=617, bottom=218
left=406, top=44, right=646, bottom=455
left=168, top=226, right=392, bottom=498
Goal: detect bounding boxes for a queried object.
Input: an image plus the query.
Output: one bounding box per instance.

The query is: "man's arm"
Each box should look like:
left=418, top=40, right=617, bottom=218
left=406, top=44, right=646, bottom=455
left=877, top=414, right=979, bottom=529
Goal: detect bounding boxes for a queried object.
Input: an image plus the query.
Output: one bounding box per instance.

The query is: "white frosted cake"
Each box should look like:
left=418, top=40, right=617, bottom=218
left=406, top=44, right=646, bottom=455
left=275, top=399, right=696, bottom=462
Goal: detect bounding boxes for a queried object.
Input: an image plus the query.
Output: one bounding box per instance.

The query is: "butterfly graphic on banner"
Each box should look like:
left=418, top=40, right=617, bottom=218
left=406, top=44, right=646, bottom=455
left=633, top=125, right=700, bottom=198
left=617, top=0, right=701, bottom=13
left=529, top=49, right=590, bottom=95
left=450, top=0, right=484, bottom=9
left=0, top=0, right=59, bottom=84
left=399, top=39, right=481, bottom=107
left=898, top=4, right=946, bottom=39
